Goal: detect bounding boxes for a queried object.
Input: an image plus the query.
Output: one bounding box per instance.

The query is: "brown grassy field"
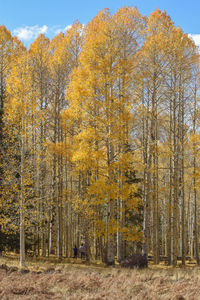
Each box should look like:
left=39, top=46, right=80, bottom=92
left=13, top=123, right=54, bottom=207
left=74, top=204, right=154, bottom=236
left=0, top=255, right=200, bottom=299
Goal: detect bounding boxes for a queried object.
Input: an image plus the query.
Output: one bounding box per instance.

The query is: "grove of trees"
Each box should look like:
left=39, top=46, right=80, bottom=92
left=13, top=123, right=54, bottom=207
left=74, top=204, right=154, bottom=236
left=0, top=7, right=199, bottom=268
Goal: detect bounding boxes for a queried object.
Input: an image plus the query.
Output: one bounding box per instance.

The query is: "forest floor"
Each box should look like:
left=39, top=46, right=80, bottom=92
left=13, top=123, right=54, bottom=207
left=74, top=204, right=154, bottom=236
left=0, top=254, right=200, bottom=299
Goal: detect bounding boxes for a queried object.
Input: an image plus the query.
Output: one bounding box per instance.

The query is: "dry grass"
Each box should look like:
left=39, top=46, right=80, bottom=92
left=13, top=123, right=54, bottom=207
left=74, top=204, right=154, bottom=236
left=0, top=255, right=200, bottom=299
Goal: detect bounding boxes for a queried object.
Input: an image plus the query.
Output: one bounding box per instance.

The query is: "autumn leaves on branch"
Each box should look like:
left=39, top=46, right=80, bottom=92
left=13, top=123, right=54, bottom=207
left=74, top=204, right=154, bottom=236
left=0, top=7, right=199, bottom=267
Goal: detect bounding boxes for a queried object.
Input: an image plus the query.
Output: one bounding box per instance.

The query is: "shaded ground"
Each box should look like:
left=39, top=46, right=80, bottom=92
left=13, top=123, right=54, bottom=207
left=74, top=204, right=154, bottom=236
left=0, top=257, right=200, bottom=299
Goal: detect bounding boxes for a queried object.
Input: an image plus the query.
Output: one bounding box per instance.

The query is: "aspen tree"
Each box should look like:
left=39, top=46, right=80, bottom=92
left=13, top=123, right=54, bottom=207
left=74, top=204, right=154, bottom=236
left=0, top=6, right=200, bottom=265
left=6, top=46, right=32, bottom=266
left=0, top=26, right=13, bottom=232
left=189, top=61, right=200, bottom=264
left=137, top=9, right=174, bottom=263
left=29, top=35, right=50, bottom=256
left=66, top=8, right=144, bottom=264
left=165, top=28, right=197, bottom=265
left=48, top=21, right=83, bottom=258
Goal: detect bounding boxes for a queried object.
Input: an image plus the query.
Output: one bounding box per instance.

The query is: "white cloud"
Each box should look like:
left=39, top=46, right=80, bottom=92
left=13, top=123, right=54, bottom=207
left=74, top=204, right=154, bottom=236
left=13, top=25, right=48, bottom=41
left=54, top=25, right=72, bottom=35
left=64, top=25, right=72, bottom=32
left=188, top=34, right=200, bottom=47
left=13, top=23, right=83, bottom=44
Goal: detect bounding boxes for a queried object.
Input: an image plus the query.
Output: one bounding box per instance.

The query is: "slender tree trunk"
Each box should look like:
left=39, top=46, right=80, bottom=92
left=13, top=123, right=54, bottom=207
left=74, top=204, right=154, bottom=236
left=172, top=76, right=178, bottom=267
left=181, top=84, right=185, bottom=266
left=168, top=91, right=172, bottom=265
left=193, top=84, right=199, bottom=264
left=20, top=118, right=25, bottom=268
left=142, top=86, right=150, bottom=258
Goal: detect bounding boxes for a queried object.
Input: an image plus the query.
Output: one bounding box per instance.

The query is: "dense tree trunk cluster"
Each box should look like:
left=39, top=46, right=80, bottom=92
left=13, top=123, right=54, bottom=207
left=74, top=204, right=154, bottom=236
left=0, top=7, right=199, bottom=267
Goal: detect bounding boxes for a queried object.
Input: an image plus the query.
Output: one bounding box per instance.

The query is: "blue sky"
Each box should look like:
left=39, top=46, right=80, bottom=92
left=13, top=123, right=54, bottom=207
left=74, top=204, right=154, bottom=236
left=1, top=0, right=200, bottom=47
